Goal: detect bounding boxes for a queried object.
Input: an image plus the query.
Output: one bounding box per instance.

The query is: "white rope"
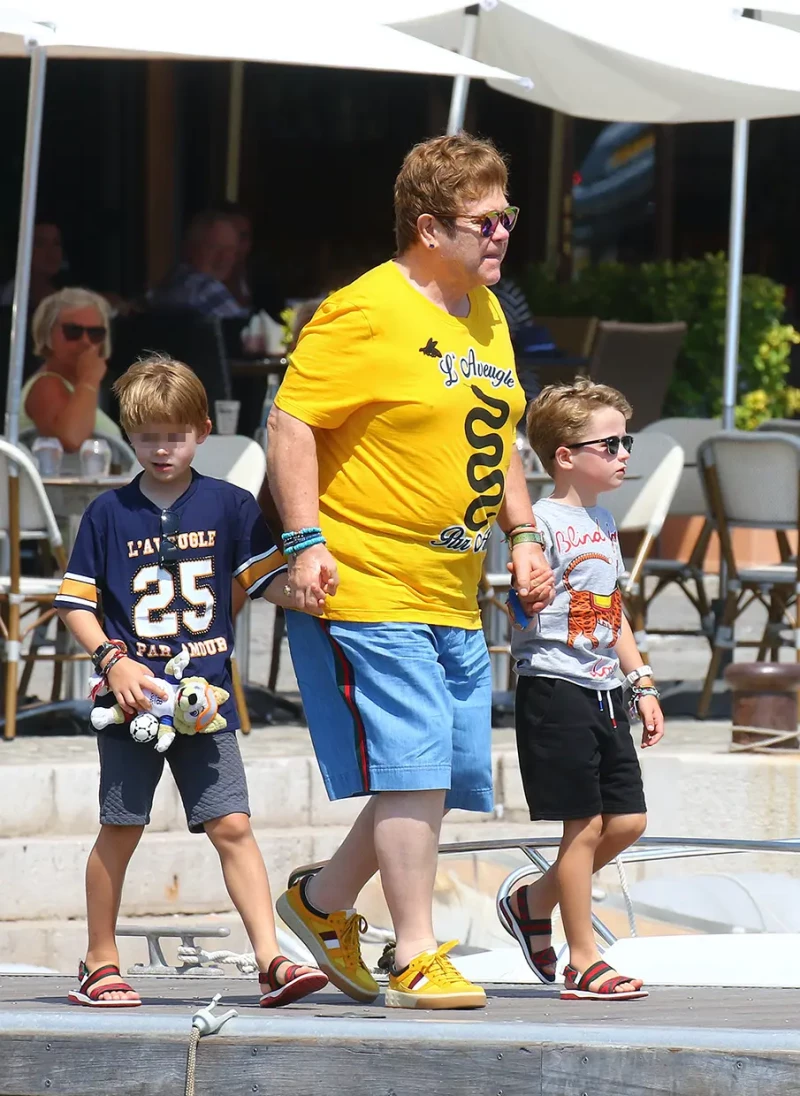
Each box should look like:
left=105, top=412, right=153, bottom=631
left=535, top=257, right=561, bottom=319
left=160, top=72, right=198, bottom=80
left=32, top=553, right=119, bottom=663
left=614, top=856, right=637, bottom=938
left=177, top=945, right=258, bottom=976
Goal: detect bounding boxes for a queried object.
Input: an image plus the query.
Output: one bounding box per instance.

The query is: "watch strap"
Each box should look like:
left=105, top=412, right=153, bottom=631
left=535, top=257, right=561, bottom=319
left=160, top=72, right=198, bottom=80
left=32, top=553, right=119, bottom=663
left=91, top=640, right=126, bottom=672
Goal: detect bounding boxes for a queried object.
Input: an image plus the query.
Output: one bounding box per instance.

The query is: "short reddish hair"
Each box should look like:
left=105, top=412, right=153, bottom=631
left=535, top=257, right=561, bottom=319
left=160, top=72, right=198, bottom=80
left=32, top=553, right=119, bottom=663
left=393, top=133, right=508, bottom=254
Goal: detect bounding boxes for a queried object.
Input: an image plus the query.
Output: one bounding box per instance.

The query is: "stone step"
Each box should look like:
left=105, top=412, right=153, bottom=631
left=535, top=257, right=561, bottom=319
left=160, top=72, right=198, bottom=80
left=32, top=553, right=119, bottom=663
left=0, top=820, right=547, bottom=923
left=0, top=750, right=529, bottom=836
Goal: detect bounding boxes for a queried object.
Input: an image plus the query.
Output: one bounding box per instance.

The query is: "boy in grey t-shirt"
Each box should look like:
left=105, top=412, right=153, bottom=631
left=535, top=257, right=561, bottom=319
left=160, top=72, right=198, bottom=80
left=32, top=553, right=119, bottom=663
left=499, top=379, right=664, bottom=1003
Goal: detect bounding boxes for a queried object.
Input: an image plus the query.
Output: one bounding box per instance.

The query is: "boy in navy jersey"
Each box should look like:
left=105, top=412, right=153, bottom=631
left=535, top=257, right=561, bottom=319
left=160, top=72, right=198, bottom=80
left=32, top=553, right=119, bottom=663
left=55, top=356, right=328, bottom=1009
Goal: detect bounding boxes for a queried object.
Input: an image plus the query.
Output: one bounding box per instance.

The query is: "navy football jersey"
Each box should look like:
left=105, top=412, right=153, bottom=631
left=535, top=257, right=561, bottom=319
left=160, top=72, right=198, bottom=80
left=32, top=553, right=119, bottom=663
left=55, top=471, right=286, bottom=733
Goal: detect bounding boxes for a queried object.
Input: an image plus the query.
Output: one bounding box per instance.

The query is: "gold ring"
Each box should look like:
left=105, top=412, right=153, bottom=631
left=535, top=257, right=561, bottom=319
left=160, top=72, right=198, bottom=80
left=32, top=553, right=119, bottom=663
left=283, top=584, right=292, bottom=596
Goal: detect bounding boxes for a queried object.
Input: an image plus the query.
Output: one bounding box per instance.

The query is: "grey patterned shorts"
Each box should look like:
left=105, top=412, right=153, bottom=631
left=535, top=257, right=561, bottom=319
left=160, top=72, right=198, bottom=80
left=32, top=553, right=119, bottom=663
left=97, top=729, right=250, bottom=834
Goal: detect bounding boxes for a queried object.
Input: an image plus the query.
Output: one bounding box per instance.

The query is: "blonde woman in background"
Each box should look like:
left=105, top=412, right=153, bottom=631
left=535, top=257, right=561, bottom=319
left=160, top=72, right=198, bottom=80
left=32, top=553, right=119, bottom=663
left=22, top=287, right=121, bottom=452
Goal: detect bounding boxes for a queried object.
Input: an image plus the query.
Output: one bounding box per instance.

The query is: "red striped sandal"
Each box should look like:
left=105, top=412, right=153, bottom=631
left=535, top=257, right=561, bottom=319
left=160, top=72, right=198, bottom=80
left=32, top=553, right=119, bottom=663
left=497, top=890, right=557, bottom=983
left=259, top=955, right=329, bottom=1008
left=561, top=960, right=648, bottom=1001
left=67, top=961, right=141, bottom=1008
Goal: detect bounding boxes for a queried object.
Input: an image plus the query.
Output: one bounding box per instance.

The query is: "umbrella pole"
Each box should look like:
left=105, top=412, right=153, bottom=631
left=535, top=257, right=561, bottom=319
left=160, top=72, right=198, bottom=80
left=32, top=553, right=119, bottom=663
left=3, top=43, right=47, bottom=741
left=721, top=119, right=749, bottom=432
left=225, top=60, right=244, bottom=202
left=446, top=3, right=480, bottom=135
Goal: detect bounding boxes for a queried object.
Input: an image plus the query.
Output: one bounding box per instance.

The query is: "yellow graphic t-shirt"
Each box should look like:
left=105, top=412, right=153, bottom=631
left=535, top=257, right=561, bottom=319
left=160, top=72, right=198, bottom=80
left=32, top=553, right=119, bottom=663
left=275, top=261, right=526, bottom=627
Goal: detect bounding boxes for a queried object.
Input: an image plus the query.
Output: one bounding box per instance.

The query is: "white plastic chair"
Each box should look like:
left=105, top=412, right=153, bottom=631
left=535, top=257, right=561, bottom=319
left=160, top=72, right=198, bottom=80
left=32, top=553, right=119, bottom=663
left=640, top=418, right=722, bottom=642
left=601, top=432, right=684, bottom=654
left=0, top=438, right=69, bottom=736
left=190, top=435, right=269, bottom=733
left=190, top=435, right=267, bottom=494
left=697, top=431, right=800, bottom=718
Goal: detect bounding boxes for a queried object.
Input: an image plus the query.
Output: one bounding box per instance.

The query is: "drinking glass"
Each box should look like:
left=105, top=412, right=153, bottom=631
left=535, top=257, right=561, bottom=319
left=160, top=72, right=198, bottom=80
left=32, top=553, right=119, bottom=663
left=214, top=400, right=241, bottom=436
left=31, top=436, right=63, bottom=476
left=79, top=438, right=112, bottom=478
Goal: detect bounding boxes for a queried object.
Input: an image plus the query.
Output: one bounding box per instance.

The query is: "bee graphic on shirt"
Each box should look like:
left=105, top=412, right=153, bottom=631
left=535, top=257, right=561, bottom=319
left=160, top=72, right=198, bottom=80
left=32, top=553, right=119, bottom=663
left=419, top=338, right=442, bottom=359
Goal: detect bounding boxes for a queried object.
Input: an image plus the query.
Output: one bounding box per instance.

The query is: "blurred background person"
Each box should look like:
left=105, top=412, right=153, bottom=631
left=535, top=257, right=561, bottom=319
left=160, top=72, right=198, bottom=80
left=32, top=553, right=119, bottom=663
left=1, top=221, right=66, bottom=310
left=149, top=210, right=248, bottom=319
left=21, top=287, right=121, bottom=452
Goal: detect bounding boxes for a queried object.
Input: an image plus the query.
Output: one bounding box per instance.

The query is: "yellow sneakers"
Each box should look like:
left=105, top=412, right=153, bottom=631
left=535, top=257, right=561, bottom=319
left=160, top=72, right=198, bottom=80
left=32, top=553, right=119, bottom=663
left=385, top=940, right=487, bottom=1010
left=276, top=879, right=379, bottom=1003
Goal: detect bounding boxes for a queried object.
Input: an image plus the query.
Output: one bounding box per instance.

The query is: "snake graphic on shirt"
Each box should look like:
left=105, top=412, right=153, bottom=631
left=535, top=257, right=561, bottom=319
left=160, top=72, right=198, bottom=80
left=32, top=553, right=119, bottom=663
left=463, top=384, right=510, bottom=531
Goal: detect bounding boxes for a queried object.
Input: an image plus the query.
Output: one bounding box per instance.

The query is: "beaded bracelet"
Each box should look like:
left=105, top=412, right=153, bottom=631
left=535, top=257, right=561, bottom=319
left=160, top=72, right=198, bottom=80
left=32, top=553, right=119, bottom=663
left=284, top=534, right=327, bottom=557
left=281, top=527, right=322, bottom=541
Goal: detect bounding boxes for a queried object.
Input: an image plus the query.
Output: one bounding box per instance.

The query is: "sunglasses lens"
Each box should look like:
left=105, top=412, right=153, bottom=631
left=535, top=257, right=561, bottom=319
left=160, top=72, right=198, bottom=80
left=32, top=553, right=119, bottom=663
left=622, top=435, right=634, bottom=453
left=87, top=327, right=106, bottom=345
left=62, top=323, right=81, bottom=341
left=159, top=510, right=180, bottom=565
left=480, top=215, right=497, bottom=238
left=606, top=438, right=620, bottom=456
left=501, top=206, right=519, bottom=232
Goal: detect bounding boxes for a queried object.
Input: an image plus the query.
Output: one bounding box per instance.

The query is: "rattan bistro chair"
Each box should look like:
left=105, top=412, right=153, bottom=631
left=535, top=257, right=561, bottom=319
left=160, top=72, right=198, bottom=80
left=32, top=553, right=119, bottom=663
left=696, top=432, right=800, bottom=719
left=0, top=438, right=68, bottom=738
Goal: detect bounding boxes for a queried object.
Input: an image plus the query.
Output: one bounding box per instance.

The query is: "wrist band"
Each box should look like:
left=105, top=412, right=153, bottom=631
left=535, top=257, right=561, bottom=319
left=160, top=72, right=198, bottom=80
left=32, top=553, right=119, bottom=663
left=506, top=523, right=537, bottom=538
left=77, top=381, right=98, bottom=394
left=101, top=650, right=127, bottom=678
left=626, top=664, right=653, bottom=686
left=509, top=532, right=540, bottom=545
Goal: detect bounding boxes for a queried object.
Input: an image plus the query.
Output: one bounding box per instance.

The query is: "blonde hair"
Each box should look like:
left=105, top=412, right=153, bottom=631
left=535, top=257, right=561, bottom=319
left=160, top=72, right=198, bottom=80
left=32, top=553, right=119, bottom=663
left=526, top=378, right=633, bottom=476
left=112, top=355, right=209, bottom=434
left=32, top=287, right=112, bottom=359
left=393, top=133, right=508, bottom=254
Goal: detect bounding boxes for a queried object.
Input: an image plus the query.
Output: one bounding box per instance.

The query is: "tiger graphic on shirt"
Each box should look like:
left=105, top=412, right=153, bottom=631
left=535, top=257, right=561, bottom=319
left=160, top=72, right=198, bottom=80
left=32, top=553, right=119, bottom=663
left=562, top=552, right=622, bottom=650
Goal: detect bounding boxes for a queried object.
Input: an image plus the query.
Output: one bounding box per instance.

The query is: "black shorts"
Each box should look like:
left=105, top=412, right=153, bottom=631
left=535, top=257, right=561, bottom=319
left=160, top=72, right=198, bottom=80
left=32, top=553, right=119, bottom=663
left=97, top=730, right=250, bottom=834
left=515, top=676, right=646, bottom=821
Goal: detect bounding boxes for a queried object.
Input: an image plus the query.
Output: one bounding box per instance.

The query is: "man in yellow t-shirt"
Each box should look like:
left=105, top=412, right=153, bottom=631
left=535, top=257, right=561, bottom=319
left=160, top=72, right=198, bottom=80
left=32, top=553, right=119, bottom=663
left=268, top=134, right=554, bottom=1011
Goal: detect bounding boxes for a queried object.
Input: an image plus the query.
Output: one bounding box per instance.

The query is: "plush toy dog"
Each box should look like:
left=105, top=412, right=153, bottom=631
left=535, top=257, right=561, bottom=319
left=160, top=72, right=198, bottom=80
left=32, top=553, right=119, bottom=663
left=89, top=649, right=229, bottom=753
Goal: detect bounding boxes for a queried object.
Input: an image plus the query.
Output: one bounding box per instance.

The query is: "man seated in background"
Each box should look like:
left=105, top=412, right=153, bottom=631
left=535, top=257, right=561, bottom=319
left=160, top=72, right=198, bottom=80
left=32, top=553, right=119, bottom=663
left=149, top=210, right=248, bottom=319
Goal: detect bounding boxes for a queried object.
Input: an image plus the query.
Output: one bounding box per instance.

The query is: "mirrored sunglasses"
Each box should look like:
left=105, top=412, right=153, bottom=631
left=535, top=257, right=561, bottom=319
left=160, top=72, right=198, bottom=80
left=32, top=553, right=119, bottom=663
left=433, top=205, right=520, bottom=238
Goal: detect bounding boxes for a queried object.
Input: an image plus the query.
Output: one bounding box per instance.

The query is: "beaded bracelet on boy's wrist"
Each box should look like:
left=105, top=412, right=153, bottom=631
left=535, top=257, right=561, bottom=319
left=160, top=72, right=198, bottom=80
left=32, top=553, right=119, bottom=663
left=631, top=684, right=660, bottom=702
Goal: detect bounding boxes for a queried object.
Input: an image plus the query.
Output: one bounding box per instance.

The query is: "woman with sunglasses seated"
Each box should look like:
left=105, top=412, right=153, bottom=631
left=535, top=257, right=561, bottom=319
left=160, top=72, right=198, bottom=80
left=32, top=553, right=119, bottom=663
left=21, top=287, right=121, bottom=453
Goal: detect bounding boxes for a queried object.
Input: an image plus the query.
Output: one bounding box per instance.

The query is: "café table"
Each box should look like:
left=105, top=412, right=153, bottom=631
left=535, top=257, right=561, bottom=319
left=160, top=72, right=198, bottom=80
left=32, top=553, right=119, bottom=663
left=42, top=473, right=132, bottom=699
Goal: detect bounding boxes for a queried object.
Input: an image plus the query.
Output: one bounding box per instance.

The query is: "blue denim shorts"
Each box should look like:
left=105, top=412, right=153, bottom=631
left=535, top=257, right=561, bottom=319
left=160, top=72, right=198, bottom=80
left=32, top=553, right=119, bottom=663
left=286, top=614, right=494, bottom=813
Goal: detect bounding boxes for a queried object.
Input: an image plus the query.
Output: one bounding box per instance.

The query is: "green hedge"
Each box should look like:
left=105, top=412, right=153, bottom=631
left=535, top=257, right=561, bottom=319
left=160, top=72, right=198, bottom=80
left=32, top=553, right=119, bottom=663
left=522, top=254, right=800, bottom=427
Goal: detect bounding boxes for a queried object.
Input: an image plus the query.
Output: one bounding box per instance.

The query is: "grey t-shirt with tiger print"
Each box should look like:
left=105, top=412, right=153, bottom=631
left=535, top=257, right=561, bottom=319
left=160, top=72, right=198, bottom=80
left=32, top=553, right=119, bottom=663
left=511, top=497, right=625, bottom=690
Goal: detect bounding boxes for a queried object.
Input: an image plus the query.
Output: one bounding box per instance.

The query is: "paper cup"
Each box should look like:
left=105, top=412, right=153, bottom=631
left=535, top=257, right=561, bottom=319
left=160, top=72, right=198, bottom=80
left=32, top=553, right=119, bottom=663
left=214, top=399, right=240, bottom=436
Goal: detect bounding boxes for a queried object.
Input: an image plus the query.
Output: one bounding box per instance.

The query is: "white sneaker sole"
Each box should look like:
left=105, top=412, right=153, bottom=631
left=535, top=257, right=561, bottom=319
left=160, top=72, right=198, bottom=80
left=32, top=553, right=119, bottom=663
left=384, top=987, right=487, bottom=1010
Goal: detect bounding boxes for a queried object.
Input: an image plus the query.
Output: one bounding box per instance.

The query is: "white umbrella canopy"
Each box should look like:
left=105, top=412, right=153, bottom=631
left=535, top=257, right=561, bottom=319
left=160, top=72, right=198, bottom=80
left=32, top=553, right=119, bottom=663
left=383, top=0, right=800, bottom=123
left=0, top=0, right=528, bottom=82
left=0, top=0, right=532, bottom=738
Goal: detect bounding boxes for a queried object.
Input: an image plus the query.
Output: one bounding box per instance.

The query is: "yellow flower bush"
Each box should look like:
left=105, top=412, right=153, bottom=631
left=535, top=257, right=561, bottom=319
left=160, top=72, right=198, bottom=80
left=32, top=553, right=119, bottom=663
left=735, top=321, right=800, bottom=429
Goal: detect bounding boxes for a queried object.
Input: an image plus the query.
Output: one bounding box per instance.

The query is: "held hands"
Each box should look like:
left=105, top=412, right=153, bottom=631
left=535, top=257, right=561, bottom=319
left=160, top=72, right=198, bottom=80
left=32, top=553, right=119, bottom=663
left=507, top=542, right=555, bottom=617
left=638, top=694, right=665, bottom=748
left=285, top=543, right=339, bottom=616
left=105, top=657, right=168, bottom=717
